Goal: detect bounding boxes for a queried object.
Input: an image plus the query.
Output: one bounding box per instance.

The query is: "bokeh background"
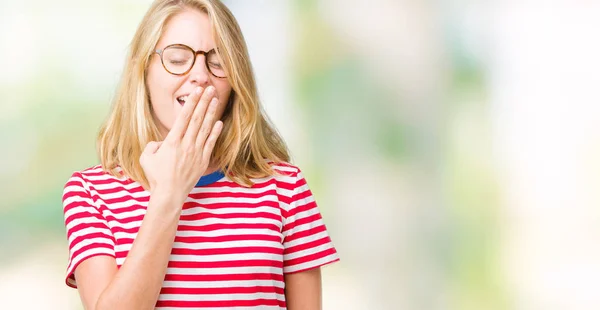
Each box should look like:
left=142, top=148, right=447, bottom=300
left=1, top=0, right=600, bottom=309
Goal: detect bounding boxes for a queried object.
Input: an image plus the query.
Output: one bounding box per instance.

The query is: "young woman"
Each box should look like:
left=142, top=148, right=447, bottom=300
left=61, top=0, right=339, bottom=309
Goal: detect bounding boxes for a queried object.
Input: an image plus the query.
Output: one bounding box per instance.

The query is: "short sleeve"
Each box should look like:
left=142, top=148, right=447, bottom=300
left=279, top=168, right=340, bottom=274
left=62, top=172, right=116, bottom=288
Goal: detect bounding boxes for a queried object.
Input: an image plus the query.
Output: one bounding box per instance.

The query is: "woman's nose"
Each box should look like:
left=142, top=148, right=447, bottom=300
left=188, top=58, right=210, bottom=86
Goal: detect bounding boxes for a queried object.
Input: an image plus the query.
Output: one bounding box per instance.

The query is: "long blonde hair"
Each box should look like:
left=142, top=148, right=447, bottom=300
left=97, top=0, right=290, bottom=188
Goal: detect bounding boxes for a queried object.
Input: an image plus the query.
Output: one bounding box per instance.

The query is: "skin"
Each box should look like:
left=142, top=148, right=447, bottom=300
left=74, top=8, right=323, bottom=310
left=146, top=9, right=232, bottom=142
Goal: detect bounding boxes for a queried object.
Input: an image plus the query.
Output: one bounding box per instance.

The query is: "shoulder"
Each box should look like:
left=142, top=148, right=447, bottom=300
left=267, top=161, right=302, bottom=177
left=264, top=161, right=312, bottom=192
left=63, top=164, right=128, bottom=192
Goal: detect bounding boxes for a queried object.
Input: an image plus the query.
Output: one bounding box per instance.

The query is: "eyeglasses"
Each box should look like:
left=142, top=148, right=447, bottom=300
left=154, top=44, right=227, bottom=78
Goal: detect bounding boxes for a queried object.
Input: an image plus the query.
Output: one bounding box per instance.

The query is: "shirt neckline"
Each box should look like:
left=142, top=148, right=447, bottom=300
left=195, top=170, right=225, bottom=187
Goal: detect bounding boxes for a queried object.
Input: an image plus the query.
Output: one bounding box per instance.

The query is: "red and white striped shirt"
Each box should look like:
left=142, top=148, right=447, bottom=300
left=62, top=162, right=339, bottom=309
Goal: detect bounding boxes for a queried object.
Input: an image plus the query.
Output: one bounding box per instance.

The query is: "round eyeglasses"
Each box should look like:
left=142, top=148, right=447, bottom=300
left=154, top=44, right=227, bottom=78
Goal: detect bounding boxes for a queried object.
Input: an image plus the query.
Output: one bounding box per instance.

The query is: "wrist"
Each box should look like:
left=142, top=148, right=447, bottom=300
left=149, top=187, right=183, bottom=205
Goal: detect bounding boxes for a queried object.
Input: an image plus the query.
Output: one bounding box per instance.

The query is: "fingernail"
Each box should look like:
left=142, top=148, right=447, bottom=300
left=195, top=87, right=202, bottom=94
left=206, top=86, right=215, bottom=94
left=211, top=98, right=218, bottom=106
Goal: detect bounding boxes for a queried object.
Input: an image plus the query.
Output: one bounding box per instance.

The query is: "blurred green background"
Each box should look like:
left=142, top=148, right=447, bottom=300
left=1, top=1, right=600, bottom=309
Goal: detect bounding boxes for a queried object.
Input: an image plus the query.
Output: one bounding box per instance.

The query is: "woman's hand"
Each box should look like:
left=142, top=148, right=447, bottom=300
left=139, top=85, right=223, bottom=201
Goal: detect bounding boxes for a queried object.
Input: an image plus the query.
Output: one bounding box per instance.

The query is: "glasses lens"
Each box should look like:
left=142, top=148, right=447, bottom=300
left=206, top=50, right=226, bottom=78
left=162, top=46, right=194, bottom=75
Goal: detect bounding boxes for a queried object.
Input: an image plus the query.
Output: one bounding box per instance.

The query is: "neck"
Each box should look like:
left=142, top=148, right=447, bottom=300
left=203, top=161, right=219, bottom=176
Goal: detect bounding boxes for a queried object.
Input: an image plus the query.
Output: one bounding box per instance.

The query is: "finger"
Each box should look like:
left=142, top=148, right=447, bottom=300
left=143, top=141, right=162, bottom=155
left=182, top=86, right=215, bottom=147
left=151, top=141, right=163, bottom=153
left=195, top=97, right=219, bottom=151
left=200, top=120, right=223, bottom=164
left=164, top=86, right=204, bottom=144
left=140, top=141, right=162, bottom=166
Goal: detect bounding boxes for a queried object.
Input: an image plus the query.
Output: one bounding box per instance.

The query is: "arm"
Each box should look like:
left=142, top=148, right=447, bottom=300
left=278, top=167, right=340, bottom=310
left=284, top=268, right=323, bottom=310
left=72, top=85, right=223, bottom=310
left=75, top=191, right=183, bottom=310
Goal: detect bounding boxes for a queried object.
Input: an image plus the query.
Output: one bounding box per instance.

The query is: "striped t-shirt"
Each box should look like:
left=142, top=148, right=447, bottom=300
left=61, top=162, right=339, bottom=309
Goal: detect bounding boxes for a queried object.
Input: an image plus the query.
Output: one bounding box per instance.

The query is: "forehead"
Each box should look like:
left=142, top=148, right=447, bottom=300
left=157, top=8, right=215, bottom=51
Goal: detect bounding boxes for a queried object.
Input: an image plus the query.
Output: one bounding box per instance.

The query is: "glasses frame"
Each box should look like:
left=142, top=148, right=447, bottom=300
left=154, top=43, right=227, bottom=78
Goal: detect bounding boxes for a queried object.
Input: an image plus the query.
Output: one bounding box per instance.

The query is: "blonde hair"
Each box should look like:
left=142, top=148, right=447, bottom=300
left=97, top=0, right=290, bottom=188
